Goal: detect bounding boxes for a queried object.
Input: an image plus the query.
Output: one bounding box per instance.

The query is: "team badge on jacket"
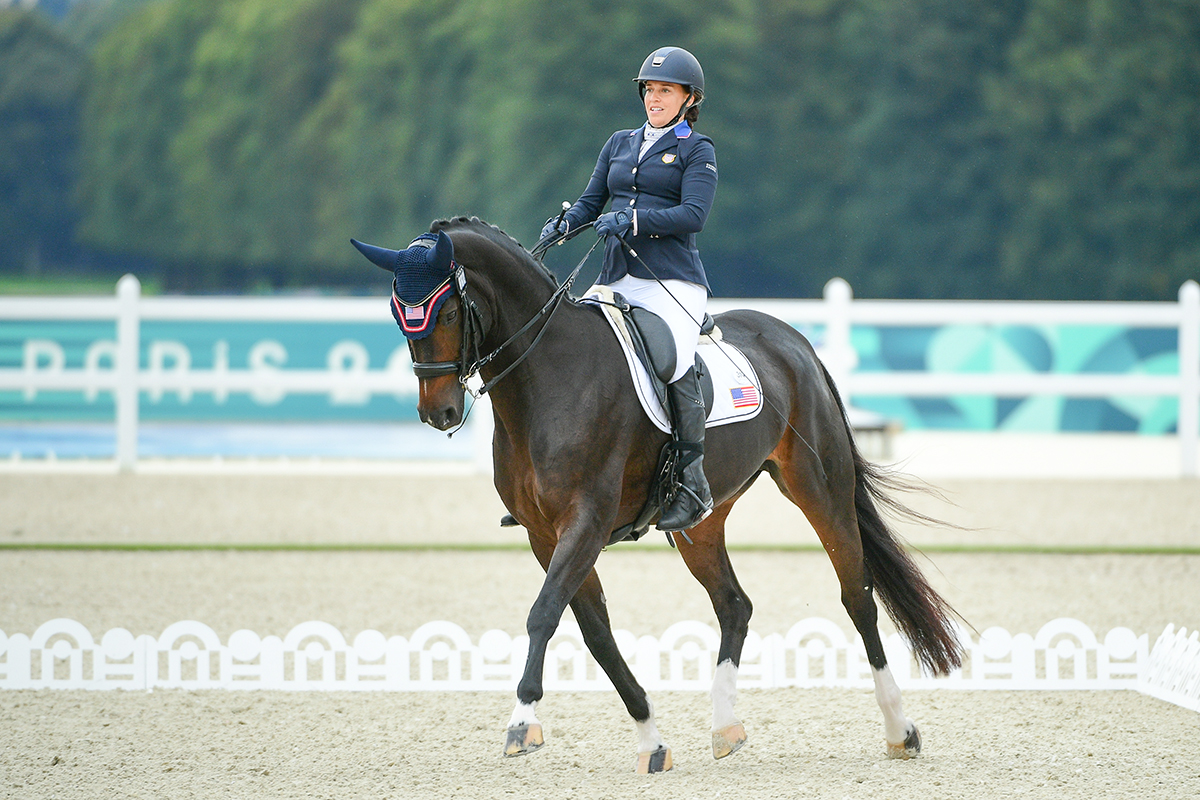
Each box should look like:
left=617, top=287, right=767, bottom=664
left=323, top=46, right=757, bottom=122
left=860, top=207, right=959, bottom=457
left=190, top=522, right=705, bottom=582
left=661, top=153, right=677, bottom=164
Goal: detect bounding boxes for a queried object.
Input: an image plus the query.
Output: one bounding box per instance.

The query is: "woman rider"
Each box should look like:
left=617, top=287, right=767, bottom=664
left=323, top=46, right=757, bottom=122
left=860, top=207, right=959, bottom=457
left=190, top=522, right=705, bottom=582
left=540, top=46, right=717, bottom=532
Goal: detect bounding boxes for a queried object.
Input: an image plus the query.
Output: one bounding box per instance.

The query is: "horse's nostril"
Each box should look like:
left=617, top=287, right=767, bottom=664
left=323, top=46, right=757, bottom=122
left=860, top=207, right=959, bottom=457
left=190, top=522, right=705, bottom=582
left=425, top=405, right=459, bottom=431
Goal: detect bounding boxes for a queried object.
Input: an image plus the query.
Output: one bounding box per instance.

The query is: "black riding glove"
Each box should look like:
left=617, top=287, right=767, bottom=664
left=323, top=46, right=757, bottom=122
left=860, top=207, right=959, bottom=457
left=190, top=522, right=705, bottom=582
left=595, top=208, right=634, bottom=239
left=540, top=216, right=569, bottom=241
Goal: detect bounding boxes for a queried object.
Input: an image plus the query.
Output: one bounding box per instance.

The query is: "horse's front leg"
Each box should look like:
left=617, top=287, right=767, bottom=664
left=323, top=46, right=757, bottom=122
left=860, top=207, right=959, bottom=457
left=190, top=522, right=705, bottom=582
left=501, top=514, right=608, bottom=754
left=503, top=513, right=672, bottom=773
left=568, top=569, right=671, bottom=773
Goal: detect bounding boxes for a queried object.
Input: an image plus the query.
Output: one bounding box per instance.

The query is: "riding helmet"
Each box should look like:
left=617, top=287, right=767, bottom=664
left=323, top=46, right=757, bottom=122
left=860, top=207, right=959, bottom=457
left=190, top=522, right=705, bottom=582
left=634, top=46, right=704, bottom=95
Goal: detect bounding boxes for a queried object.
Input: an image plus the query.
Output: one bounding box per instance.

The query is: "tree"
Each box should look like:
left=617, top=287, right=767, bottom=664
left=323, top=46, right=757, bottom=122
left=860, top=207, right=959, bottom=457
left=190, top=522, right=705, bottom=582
left=0, top=9, right=84, bottom=275
left=75, top=0, right=218, bottom=272
left=985, top=0, right=1200, bottom=299
left=167, top=0, right=362, bottom=279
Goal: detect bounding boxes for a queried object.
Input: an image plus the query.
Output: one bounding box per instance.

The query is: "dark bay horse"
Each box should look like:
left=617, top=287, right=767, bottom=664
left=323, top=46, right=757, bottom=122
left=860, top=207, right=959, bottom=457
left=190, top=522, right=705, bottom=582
left=355, top=216, right=963, bottom=773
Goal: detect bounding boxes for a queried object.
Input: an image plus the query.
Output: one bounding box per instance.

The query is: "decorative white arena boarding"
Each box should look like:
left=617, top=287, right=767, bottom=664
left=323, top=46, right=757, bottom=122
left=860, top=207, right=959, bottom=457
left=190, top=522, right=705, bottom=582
left=1141, top=624, right=1200, bottom=712
left=0, top=617, right=1193, bottom=711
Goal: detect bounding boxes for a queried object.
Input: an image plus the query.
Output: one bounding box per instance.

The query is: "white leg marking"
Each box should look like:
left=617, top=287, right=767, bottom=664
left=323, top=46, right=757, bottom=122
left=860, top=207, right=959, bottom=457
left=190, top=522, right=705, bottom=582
left=872, top=666, right=910, bottom=744
left=507, top=700, right=539, bottom=729
left=635, top=699, right=666, bottom=753
left=711, top=659, right=741, bottom=731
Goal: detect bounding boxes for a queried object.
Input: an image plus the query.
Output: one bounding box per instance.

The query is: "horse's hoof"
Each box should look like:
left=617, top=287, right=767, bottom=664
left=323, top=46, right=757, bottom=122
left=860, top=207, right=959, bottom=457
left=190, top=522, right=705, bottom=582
left=886, top=723, right=921, bottom=760
left=503, top=723, right=544, bottom=757
left=712, top=722, right=747, bottom=759
left=635, top=746, right=673, bottom=774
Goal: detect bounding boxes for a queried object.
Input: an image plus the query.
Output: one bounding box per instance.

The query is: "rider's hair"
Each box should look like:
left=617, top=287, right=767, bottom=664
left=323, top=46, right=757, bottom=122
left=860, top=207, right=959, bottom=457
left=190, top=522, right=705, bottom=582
left=684, top=87, right=703, bottom=124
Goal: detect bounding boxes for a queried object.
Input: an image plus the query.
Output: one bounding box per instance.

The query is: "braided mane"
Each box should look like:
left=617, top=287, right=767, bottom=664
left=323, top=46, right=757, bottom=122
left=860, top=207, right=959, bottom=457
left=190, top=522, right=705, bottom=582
left=430, top=216, right=558, bottom=287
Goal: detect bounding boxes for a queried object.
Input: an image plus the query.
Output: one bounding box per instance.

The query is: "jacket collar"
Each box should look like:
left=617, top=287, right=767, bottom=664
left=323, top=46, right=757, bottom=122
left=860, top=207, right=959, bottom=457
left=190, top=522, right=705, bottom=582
left=632, top=120, right=692, bottom=162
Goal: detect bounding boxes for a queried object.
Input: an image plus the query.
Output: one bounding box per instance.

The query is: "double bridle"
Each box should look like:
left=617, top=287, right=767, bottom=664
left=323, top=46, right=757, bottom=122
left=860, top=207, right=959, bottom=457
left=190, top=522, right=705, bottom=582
left=409, top=232, right=600, bottom=398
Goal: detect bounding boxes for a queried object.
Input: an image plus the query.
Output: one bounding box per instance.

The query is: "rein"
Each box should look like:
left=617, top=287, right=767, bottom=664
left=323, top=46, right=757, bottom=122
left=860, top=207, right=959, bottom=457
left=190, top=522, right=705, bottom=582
left=467, top=234, right=600, bottom=396
left=418, top=227, right=600, bottom=401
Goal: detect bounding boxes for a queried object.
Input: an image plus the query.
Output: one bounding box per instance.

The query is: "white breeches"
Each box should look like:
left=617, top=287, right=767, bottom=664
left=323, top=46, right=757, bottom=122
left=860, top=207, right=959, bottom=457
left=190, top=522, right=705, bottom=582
left=605, top=274, right=708, bottom=383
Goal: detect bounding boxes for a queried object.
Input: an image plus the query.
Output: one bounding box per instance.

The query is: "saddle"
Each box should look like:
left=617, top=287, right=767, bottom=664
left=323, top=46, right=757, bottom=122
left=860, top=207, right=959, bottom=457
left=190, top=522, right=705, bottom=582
left=600, top=291, right=716, bottom=425
left=588, top=292, right=717, bottom=546
left=500, top=289, right=761, bottom=547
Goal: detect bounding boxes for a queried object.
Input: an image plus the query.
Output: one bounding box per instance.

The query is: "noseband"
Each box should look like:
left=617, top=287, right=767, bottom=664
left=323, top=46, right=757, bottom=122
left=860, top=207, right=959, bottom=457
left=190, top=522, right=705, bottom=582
left=407, top=268, right=482, bottom=380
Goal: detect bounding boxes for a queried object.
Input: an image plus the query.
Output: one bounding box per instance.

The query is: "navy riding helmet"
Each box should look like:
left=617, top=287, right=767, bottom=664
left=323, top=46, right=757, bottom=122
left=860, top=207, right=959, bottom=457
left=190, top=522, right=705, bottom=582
left=634, top=46, right=704, bottom=99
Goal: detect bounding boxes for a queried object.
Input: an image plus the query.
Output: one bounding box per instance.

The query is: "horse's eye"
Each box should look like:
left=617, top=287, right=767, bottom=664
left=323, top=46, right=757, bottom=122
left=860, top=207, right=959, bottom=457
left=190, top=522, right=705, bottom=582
left=444, top=308, right=458, bottom=322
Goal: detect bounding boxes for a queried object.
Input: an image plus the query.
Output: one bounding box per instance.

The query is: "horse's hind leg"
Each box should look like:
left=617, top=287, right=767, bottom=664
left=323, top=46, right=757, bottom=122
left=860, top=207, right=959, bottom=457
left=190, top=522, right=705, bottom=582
left=675, top=502, right=753, bottom=760
left=767, top=458, right=920, bottom=758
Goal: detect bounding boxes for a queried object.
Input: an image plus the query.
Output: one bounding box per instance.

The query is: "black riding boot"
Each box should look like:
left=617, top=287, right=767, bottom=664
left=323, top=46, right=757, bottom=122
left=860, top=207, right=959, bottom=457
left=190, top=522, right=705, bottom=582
left=657, top=366, right=714, bottom=532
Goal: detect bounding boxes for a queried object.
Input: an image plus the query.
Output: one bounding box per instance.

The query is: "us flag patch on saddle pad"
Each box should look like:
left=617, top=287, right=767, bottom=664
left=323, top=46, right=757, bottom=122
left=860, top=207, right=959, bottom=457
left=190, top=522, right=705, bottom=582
left=730, top=385, right=759, bottom=408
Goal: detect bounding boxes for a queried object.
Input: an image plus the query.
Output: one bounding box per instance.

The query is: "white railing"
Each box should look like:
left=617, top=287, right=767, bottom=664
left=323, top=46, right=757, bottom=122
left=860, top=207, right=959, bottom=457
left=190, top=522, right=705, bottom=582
left=0, top=617, right=1174, bottom=697
left=3, top=276, right=1198, bottom=474
left=714, top=278, right=1200, bottom=476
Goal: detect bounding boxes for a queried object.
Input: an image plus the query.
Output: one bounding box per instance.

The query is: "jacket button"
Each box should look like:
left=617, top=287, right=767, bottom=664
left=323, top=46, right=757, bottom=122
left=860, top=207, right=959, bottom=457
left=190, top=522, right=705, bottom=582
left=629, top=199, right=636, bottom=206
left=631, top=167, right=637, bottom=174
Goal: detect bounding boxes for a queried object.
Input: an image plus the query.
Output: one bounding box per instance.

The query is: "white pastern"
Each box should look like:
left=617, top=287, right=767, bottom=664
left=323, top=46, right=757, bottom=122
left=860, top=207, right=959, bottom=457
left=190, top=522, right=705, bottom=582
left=711, top=659, right=741, bottom=731
left=872, top=666, right=911, bottom=744
left=635, top=700, right=666, bottom=753
left=507, top=701, right=539, bottom=729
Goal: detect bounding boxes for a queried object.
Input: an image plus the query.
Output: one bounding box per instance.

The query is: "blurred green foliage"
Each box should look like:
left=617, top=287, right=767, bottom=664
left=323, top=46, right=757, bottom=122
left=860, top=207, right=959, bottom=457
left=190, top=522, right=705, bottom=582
left=3, top=0, right=1199, bottom=299
left=0, top=10, right=83, bottom=276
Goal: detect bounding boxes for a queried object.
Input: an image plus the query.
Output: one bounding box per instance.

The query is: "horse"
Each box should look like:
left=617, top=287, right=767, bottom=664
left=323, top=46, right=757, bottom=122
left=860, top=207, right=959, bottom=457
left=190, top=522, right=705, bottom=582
left=353, top=216, right=963, bottom=773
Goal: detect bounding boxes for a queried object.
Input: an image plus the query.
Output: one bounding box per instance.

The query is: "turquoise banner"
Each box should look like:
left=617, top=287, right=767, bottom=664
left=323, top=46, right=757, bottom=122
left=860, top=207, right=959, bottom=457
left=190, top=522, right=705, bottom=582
left=1, top=318, right=419, bottom=423
left=1, top=318, right=1183, bottom=432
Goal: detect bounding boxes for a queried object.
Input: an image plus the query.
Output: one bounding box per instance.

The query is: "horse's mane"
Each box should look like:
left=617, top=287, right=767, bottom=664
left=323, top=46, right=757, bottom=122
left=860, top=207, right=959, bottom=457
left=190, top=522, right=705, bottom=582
left=430, top=216, right=558, bottom=288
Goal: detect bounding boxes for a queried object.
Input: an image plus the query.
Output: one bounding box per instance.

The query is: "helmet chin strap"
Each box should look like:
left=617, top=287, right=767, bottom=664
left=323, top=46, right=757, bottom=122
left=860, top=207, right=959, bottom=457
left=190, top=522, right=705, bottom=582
left=666, top=92, right=694, bottom=127
left=642, top=82, right=695, bottom=128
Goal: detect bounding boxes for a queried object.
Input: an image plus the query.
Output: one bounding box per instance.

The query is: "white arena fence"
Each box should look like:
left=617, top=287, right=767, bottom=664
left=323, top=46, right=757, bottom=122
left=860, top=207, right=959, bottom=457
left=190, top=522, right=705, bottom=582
left=1, top=276, right=1198, bottom=475
left=1, top=617, right=1196, bottom=712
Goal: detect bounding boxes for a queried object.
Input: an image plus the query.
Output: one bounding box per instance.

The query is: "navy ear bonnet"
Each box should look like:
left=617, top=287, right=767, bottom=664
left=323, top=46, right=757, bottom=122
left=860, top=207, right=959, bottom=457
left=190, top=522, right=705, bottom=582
left=351, top=231, right=456, bottom=339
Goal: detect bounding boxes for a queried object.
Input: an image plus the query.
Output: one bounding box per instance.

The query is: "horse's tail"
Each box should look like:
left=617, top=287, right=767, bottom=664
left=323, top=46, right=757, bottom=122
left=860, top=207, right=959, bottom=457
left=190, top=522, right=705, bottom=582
left=819, top=362, right=965, bottom=676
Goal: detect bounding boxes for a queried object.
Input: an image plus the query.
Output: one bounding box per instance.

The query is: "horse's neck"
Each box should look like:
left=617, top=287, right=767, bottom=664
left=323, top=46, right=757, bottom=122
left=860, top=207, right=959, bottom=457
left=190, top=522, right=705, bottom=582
left=481, top=295, right=605, bottom=421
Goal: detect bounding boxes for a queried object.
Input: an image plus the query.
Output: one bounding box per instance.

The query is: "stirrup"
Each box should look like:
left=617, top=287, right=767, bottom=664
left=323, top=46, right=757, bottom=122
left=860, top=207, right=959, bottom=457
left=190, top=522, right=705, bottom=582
left=657, top=484, right=713, bottom=532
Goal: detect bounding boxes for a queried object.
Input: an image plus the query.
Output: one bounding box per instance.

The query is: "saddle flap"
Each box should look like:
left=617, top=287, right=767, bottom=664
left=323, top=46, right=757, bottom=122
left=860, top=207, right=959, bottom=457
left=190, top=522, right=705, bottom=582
left=626, top=305, right=677, bottom=384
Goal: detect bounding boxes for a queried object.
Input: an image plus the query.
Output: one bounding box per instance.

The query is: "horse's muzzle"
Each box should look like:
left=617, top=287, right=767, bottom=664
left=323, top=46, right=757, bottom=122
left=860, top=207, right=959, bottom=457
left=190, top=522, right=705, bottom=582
left=419, top=404, right=460, bottom=431
left=418, top=394, right=463, bottom=430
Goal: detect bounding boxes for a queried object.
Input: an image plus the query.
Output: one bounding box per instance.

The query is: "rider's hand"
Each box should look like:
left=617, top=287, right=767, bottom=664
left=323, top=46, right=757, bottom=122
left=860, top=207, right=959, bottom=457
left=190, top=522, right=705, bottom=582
left=540, top=216, right=569, bottom=241
left=595, top=208, right=634, bottom=239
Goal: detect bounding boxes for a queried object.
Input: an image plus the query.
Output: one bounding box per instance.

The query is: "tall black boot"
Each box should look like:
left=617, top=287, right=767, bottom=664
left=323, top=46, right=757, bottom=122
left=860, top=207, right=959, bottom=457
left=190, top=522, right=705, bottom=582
left=657, top=366, right=713, bottom=532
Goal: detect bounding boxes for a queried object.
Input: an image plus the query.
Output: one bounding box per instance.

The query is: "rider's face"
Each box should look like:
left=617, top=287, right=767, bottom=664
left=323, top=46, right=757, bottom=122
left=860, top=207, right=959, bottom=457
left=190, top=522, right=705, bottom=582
left=643, top=81, right=691, bottom=128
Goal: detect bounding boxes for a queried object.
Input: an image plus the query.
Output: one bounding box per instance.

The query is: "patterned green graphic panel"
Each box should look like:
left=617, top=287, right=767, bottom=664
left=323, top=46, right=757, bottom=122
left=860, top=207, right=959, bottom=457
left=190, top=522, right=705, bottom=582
left=847, top=324, right=1179, bottom=433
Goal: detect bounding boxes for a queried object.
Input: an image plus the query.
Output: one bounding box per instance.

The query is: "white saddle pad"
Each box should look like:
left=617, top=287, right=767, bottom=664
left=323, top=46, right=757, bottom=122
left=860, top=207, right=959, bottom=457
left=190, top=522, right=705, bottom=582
left=581, top=286, right=765, bottom=434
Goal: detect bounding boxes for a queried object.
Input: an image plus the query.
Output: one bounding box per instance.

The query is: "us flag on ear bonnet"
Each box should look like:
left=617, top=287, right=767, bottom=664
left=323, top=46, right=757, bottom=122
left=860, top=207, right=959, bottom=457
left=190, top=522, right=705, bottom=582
left=350, top=230, right=456, bottom=339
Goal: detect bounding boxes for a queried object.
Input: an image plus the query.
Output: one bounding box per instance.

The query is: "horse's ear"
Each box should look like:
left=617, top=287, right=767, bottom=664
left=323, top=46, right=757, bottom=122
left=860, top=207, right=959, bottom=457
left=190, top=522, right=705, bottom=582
left=350, top=238, right=398, bottom=273
left=427, top=230, right=454, bottom=271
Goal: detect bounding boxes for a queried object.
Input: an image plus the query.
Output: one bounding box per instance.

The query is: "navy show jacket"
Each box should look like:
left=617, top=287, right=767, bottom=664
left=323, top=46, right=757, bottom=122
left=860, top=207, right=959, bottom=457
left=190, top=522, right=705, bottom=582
left=563, top=120, right=717, bottom=292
